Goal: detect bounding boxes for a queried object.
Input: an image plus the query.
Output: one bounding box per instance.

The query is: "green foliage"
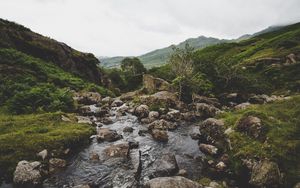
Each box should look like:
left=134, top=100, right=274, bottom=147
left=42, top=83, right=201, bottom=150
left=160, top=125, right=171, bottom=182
left=121, top=57, right=146, bottom=75
left=147, top=63, right=175, bottom=82
left=218, top=96, right=300, bottom=187
left=0, top=112, right=95, bottom=180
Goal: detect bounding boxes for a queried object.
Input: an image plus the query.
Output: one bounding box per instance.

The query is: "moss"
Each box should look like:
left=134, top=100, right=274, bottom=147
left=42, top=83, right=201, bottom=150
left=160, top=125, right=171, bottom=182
left=198, top=177, right=211, bottom=186
left=218, top=95, right=300, bottom=187
left=0, top=112, right=95, bottom=180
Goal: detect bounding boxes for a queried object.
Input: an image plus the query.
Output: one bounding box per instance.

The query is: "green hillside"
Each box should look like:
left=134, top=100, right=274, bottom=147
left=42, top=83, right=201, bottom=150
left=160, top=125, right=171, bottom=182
left=100, top=36, right=228, bottom=68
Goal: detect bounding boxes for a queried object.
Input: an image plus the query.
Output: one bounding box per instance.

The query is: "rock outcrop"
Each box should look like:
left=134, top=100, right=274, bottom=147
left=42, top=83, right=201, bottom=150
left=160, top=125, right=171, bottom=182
left=143, top=74, right=173, bottom=93
left=13, top=160, right=43, bottom=187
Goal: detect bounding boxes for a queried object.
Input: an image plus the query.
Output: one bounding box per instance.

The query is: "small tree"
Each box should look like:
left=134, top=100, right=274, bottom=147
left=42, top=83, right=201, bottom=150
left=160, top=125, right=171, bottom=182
left=168, top=43, right=194, bottom=102
left=121, top=57, right=146, bottom=76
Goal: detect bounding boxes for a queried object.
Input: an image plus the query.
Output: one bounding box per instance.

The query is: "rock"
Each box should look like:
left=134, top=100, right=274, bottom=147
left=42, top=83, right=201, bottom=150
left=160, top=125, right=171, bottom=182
left=219, top=154, right=230, bottom=164
left=140, top=91, right=179, bottom=109
left=194, top=103, right=221, bottom=118
left=181, top=112, right=196, bottom=122
left=215, top=162, right=226, bottom=172
left=49, top=158, right=66, bottom=173
left=61, top=115, right=71, bottom=122
left=111, top=99, right=124, bottom=107
left=97, top=128, right=122, bottom=142
left=138, top=128, right=149, bottom=136
left=101, top=96, right=113, bottom=104
left=123, top=126, right=134, bottom=133
left=90, top=152, right=100, bottom=161
left=199, top=118, right=225, bottom=144
left=120, top=89, right=144, bottom=101
left=78, top=105, right=93, bottom=116
left=224, top=127, right=234, bottom=135
left=128, top=140, right=139, bottom=149
left=149, top=111, right=160, bottom=121
left=199, top=144, right=218, bottom=155
left=134, top=104, right=149, bottom=118
left=285, top=53, right=297, bottom=65
left=192, top=94, right=221, bottom=108
left=148, top=119, right=177, bottom=130
left=76, top=116, right=93, bottom=125
left=141, top=118, right=151, bottom=124
left=116, top=104, right=129, bottom=115
left=143, top=74, right=173, bottom=93
left=166, top=109, right=181, bottom=121
left=151, top=129, right=168, bottom=142
left=73, top=92, right=101, bottom=105
left=234, top=102, right=251, bottom=110
left=177, top=169, right=188, bottom=177
left=249, top=160, right=281, bottom=187
left=249, top=94, right=269, bottom=104
left=72, top=185, right=91, bottom=188
left=37, top=149, right=48, bottom=160
left=144, top=176, right=203, bottom=188
left=209, top=181, right=222, bottom=188
left=64, top=148, right=71, bottom=155
left=236, top=116, right=263, bottom=139
left=101, top=117, right=113, bottom=125
left=103, top=143, right=130, bottom=158
left=148, top=154, right=179, bottom=178
left=190, top=133, right=201, bottom=140
left=294, top=182, right=300, bottom=188
left=13, top=160, right=42, bottom=187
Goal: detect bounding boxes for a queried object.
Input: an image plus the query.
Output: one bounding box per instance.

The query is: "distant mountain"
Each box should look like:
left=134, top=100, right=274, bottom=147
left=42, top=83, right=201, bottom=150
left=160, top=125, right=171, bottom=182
left=100, top=36, right=229, bottom=68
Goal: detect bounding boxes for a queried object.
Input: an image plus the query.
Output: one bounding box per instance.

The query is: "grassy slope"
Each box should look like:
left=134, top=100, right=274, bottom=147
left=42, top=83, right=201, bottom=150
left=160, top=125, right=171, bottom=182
left=219, top=96, right=300, bottom=187
left=0, top=112, right=95, bottom=180
left=193, top=22, right=300, bottom=94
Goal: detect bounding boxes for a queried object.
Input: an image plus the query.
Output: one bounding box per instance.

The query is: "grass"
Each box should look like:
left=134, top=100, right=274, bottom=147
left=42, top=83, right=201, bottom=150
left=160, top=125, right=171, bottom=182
left=218, top=95, right=300, bottom=187
left=0, top=112, right=95, bottom=181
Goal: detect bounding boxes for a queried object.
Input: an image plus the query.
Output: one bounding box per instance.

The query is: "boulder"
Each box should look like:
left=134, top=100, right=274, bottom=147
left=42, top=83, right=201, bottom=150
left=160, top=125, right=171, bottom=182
left=13, top=160, right=43, bottom=187
left=249, top=160, right=281, bottom=187
left=111, top=99, right=124, bottom=107
left=181, top=112, right=196, bottom=122
left=78, top=105, right=93, bottom=116
left=177, top=169, right=188, bottom=177
left=149, top=111, right=160, bottom=121
left=144, top=176, right=203, bottom=188
left=97, top=128, right=122, bottom=142
left=148, top=154, right=179, bottom=178
left=123, top=126, right=134, bottom=133
left=236, top=116, right=263, bottom=139
left=194, top=103, right=221, bottom=118
left=103, top=143, right=130, bottom=158
left=101, top=96, right=113, bottom=104
left=166, top=109, right=181, bottom=121
left=199, top=144, right=218, bottom=155
left=100, top=117, right=113, bottom=125
left=49, top=158, right=66, bottom=173
left=89, top=152, right=100, bottom=161
left=120, top=89, right=144, bottom=101
left=215, top=161, right=226, bottom=172
left=148, top=119, right=177, bottom=130
left=249, top=94, right=269, bottom=104
left=140, top=91, right=179, bottom=109
left=192, top=94, right=221, bottom=108
left=234, top=102, right=251, bottom=110
left=76, top=116, right=93, bottom=125
left=151, top=129, right=168, bottom=142
left=134, top=104, right=149, bottom=118
left=199, top=118, right=225, bottom=144
left=143, top=74, right=173, bottom=93
left=138, top=128, right=149, bottom=136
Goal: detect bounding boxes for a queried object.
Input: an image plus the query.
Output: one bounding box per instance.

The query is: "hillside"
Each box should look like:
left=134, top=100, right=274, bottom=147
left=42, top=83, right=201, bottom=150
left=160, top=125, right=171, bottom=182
left=100, top=36, right=228, bottom=68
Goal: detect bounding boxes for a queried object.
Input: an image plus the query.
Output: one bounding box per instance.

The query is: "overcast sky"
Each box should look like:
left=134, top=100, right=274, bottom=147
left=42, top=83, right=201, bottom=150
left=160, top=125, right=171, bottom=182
left=1, top=0, right=300, bottom=56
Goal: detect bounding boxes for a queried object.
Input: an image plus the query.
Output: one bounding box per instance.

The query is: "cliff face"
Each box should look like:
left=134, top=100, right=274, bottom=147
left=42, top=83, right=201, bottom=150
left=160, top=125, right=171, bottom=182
left=0, top=19, right=102, bottom=84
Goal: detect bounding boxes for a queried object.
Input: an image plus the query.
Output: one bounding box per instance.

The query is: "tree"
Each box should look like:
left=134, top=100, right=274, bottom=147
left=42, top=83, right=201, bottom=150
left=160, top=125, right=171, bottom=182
left=121, top=57, right=146, bottom=76
left=168, top=43, right=194, bottom=102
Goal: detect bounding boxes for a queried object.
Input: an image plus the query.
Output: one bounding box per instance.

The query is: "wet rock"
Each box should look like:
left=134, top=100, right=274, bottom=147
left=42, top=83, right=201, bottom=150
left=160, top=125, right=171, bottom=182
left=199, top=144, right=218, bottom=155
left=89, top=152, right=100, bottom=161
left=144, top=176, right=203, bottom=188
left=128, top=140, right=139, bottom=149
left=151, top=129, right=168, bottom=142
left=13, top=160, right=43, bottom=187
left=97, top=128, right=122, bottom=142
left=149, top=111, right=160, bottom=121
left=234, top=102, right=251, bottom=110
left=148, top=154, right=179, bottom=178
left=194, top=103, right=221, bottom=118
left=190, top=132, right=201, bottom=140
left=111, top=99, right=124, bottom=107
left=49, top=158, right=66, bottom=173
left=138, top=128, right=149, bottom=136
left=103, top=143, right=130, bottom=158
left=236, top=116, right=263, bottom=139
left=134, top=104, right=149, bottom=118
left=100, top=117, right=113, bottom=125
left=148, top=119, right=177, bottom=130
left=123, top=126, right=134, bottom=133
left=37, top=149, right=48, bottom=160
left=76, top=116, right=93, bottom=125
left=249, top=160, right=281, bottom=187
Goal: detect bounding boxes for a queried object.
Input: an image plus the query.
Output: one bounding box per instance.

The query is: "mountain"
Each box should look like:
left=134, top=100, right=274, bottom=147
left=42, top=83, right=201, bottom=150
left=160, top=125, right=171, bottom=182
left=100, top=36, right=229, bottom=68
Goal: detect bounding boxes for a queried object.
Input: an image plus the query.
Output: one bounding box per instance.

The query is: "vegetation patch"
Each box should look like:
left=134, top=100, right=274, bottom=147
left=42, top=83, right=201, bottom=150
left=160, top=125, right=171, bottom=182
left=218, top=96, right=300, bottom=187
left=0, top=112, right=95, bottom=180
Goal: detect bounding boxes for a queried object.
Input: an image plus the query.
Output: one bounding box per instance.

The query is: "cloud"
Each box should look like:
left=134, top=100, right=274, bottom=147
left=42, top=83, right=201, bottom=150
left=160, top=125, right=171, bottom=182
left=0, top=0, right=300, bottom=56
